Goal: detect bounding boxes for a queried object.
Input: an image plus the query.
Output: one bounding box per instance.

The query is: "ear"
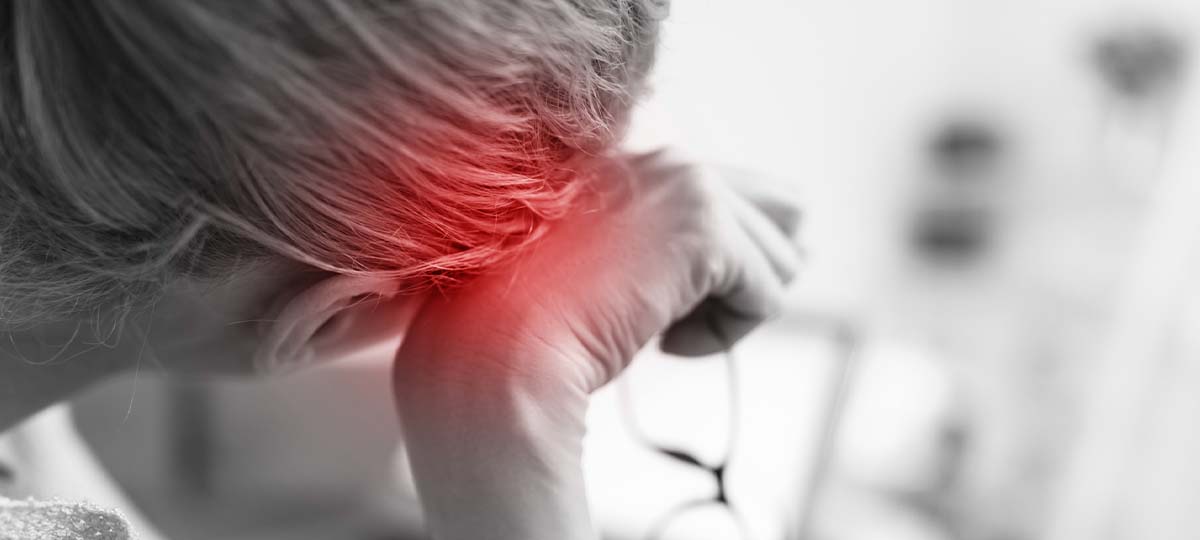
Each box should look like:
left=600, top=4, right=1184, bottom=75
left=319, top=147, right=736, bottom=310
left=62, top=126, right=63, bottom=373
left=254, top=275, right=428, bottom=375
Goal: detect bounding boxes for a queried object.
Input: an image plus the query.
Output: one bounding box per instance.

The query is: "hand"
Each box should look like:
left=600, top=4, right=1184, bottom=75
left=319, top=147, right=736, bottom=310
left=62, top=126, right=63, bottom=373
left=393, top=149, right=801, bottom=540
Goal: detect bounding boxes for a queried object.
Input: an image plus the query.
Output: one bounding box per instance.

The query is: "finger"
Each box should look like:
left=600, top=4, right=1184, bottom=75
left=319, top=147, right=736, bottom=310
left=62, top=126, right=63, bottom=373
left=716, top=164, right=803, bottom=237
left=726, top=191, right=802, bottom=284
left=661, top=227, right=786, bottom=356
left=739, top=189, right=803, bottom=237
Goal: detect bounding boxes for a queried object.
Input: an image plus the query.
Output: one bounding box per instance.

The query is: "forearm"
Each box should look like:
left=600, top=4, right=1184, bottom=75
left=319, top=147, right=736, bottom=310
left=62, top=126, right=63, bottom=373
left=394, top=338, right=597, bottom=540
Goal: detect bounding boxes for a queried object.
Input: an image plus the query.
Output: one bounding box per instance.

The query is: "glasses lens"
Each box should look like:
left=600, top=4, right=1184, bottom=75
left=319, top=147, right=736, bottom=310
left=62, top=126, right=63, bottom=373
left=620, top=348, right=736, bottom=467
left=644, top=499, right=752, bottom=540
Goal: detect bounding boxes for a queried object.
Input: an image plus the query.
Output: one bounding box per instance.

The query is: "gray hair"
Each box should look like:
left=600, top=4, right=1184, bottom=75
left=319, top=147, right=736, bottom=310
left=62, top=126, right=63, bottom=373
left=0, top=0, right=661, bottom=328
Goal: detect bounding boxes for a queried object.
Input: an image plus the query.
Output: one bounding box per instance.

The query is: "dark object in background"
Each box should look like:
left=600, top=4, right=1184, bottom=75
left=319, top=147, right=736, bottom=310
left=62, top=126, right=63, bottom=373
left=929, top=120, right=1005, bottom=178
left=911, top=119, right=1007, bottom=264
left=912, top=206, right=993, bottom=262
left=1091, top=23, right=1188, bottom=102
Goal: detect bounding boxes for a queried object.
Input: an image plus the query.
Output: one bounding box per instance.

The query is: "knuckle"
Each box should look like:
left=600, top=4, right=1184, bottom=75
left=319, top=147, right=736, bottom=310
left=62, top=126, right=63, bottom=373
left=702, top=243, right=729, bottom=294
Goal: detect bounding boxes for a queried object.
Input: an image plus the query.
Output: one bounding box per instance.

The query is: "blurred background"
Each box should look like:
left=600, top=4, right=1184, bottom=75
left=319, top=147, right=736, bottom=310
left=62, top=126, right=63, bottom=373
left=12, top=0, right=1200, bottom=538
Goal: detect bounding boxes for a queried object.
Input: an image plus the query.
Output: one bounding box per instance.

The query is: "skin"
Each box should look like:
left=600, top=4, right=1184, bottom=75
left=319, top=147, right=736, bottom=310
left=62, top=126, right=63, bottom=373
left=0, top=259, right=318, bottom=432
left=0, top=150, right=800, bottom=540
left=395, top=151, right=801, bottom=539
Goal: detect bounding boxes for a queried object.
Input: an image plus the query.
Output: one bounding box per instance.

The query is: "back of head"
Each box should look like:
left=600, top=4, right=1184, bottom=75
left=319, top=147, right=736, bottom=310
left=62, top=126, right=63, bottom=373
left=0, top=0, right=662, bottom=328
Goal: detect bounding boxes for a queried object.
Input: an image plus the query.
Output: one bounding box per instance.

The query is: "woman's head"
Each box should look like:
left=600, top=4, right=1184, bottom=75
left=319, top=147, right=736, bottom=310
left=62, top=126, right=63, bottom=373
left=0, top=0, right=662, bottom=329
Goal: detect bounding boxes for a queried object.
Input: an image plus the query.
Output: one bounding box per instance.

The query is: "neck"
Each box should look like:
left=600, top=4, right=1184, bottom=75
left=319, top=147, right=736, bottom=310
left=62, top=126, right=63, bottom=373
left=0, top=327, right=131, bottom=432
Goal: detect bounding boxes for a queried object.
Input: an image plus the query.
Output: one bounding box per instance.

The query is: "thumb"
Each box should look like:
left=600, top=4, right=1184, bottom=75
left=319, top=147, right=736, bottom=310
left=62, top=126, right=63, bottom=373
left=661, top=225, right=786, bottom=357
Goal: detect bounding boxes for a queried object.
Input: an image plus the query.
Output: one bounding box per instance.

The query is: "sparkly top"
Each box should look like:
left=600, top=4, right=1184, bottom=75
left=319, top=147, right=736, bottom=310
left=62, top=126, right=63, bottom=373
left=0, top=497, right=132, bottom=540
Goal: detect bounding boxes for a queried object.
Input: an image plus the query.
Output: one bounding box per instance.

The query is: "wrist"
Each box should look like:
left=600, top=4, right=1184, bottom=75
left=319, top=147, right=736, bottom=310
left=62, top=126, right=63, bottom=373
left=401, top=292, right=605, bottom=393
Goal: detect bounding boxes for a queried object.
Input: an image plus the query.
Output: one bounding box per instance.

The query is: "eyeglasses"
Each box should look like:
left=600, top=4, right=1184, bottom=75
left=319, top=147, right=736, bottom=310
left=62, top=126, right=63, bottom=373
left=618, top=314, right=861, bottom=540
left=617, top=318, right=755, bottom=540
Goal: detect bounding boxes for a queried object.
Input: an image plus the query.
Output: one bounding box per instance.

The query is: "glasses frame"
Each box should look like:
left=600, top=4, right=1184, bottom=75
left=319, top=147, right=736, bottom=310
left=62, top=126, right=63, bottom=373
left=617, top=312, right=862, bottom=540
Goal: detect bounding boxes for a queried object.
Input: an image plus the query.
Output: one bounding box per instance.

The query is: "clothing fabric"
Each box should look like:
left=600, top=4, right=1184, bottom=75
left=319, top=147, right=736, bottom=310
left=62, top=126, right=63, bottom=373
left=0, top=497, right=132, bottom=540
